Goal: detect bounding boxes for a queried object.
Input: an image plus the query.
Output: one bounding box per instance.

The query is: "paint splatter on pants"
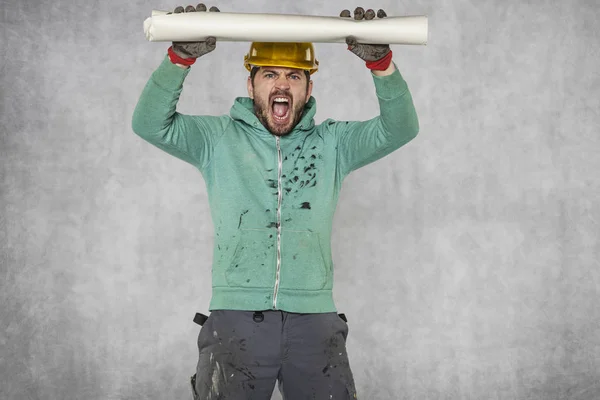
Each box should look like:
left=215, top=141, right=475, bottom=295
left=190, top=309, right=358, bottom=399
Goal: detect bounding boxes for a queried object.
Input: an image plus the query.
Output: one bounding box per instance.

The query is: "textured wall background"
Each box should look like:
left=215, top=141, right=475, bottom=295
left=1, top=0, right=599, bottom=399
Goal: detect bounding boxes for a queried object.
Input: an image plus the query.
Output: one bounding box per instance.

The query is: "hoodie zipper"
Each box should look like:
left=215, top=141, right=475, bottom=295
left=273, top=136, right=283, bottom=309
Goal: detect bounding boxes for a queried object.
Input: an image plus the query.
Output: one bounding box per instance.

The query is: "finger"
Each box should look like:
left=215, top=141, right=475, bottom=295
left=196, top=3, right=207, bottom=11
left=340, top=9, right=351, bottom=18
left=185, top=5, right=196, bottom=12
left=365, top=9, right=375, bottom=20
left=209, top=6, right=220, bottom=11
left=377, top=9, right=387, bottom=18
left=354, top=7, right=365, bottom=20
left=174, top=6, right=184, bottom=13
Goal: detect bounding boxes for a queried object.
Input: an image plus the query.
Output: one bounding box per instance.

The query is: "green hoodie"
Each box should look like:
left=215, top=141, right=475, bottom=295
left=132, top=55, right=419, bottom=313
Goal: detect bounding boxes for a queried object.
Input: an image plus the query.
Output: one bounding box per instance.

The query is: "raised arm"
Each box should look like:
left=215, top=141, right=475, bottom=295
left=332, top=7, right=419, bottom=176
left=131, top=4, right=227, bottom=170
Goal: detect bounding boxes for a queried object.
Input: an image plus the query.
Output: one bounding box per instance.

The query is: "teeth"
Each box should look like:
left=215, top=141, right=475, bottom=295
left=273, top=98, right=289, bottom=103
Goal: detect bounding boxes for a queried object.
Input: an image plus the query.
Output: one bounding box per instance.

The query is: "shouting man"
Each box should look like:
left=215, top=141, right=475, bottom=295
left=132, top=4, right=419, bottom=399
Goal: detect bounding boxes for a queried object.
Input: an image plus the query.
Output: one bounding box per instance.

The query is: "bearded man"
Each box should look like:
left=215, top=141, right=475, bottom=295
left=132, top=4, right=419, bottom=399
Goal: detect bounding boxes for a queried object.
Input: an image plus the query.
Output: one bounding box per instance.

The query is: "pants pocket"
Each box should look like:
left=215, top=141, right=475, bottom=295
left=190, top=374, right=198, bottom=400
left=191, top=312, right=214, bottom=399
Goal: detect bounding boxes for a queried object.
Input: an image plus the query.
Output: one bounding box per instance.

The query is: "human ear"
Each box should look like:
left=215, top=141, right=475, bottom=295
left=305, top=80, right=313, bottom=103
left=247, top=76, right=254, bottom=99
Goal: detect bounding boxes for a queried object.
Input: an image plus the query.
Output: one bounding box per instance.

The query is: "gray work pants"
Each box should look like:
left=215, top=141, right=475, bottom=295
left=190, top=309, right=357, bottom=399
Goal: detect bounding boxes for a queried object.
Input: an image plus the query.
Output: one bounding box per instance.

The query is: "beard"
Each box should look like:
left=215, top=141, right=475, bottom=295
left=253, top=89, right=306, bottom=137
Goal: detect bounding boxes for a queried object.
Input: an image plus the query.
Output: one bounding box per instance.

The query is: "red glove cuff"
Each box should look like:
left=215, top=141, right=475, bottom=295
left=365, top=50, right=393, bottom=71
left=168, top=46, right=197, bottom=66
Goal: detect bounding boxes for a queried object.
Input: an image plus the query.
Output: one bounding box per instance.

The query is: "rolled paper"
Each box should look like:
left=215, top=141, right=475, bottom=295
left=144, top=10, right=428, bottom=45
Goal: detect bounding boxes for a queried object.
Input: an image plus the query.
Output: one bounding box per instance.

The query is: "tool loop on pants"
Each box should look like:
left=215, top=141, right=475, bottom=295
left=193, top=313, right=208, bottom=326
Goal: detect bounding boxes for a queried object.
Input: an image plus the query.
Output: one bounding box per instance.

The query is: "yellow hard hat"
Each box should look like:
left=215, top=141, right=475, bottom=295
left=244, top=42, right=319, bottom=74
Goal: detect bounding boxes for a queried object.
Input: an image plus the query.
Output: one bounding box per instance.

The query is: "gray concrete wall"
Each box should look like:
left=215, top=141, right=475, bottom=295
left=1, top=0, right=599, bottom=399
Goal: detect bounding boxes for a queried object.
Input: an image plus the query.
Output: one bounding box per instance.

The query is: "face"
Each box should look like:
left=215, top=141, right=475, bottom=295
left=247, top=67, right=313, bottom=137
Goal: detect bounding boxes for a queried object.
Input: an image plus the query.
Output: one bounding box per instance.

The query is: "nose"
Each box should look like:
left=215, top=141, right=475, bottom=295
left=274, top=74, right=291, bottom=89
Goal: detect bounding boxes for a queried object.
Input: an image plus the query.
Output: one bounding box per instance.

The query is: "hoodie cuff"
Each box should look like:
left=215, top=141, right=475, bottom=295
left=371, top=62, right=409, bottom=100
left=150, top=54, right=192, bottom=91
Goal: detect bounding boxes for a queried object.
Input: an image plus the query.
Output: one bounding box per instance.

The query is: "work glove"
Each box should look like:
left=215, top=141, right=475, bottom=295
left=340, top=7, right=392, bottom=70
left=166, top=4, right=219, bottom=65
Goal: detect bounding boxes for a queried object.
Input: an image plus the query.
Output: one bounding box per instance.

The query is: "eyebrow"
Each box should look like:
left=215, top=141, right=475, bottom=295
left=262, top=69, right=302, bottom=77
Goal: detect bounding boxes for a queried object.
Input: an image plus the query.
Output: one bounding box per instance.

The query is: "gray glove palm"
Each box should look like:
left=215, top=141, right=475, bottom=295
left=168, top=4, right=220, bottom=59
left=340, top=7, right=391, bottom=61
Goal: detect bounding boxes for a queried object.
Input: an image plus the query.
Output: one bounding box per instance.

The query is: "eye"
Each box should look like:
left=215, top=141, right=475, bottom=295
left=265, top=73, right=275, bottom=79
left=290, top=75, right=301, bottom=80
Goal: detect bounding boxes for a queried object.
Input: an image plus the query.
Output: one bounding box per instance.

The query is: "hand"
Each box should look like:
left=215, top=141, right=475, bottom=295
left=168, top=4, right=220, bottom=59
left=340, top=7, right=390, bottom=61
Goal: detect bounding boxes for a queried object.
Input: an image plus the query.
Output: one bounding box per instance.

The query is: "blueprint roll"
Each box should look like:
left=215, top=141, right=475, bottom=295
left=143, top=10, right=428, bottom=45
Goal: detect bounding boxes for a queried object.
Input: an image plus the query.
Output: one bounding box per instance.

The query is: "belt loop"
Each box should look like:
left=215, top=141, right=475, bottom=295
left=253, top=311, right=264, bottom=323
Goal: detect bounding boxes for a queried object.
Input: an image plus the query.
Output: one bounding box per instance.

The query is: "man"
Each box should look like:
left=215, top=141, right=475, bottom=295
left=132, top=4, right=419, bottom=399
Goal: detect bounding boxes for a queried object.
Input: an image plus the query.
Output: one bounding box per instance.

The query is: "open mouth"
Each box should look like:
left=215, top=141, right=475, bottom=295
left=271, top=96, right=291, bottom=124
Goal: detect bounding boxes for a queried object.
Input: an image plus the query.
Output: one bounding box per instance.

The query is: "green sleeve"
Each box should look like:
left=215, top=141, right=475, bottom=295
left=131, top=55, right=229, bottom=171
left=330, top=63, right=419, bottom=177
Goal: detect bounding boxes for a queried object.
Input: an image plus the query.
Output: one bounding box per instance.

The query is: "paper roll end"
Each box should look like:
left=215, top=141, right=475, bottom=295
left=143, top=17, right=154, bottom=41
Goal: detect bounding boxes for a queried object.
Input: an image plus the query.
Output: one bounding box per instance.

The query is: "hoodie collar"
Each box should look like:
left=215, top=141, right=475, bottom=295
left=229, top=96, right=317, bottom=139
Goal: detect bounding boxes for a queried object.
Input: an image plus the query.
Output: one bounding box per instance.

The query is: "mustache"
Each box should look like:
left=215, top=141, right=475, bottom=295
left=270, top=90, right=292, bottom=99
